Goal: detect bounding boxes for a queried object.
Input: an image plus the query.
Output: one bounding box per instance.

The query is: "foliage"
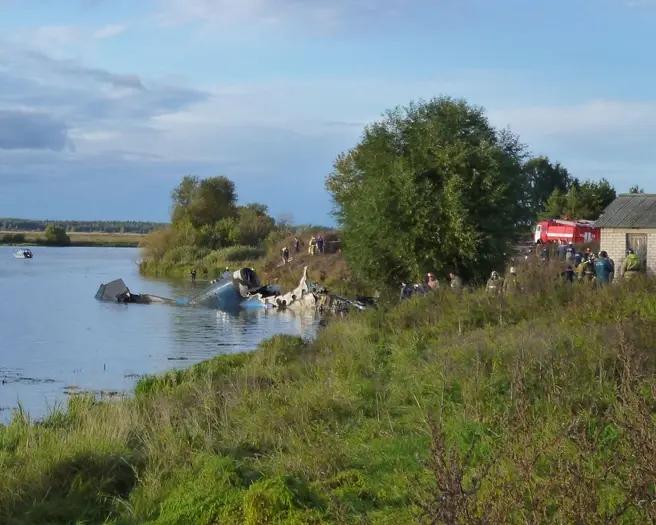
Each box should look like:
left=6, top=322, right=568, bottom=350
left=0, top=218, right=164, bottom=234
left=1, top=233, right=25, bottom=243
left=43, top=224, right=70, bottom=245
left=236, top=204, right=276, bottom=246
left=629, top=185, right=644, bottom=194
left=171, top=175, right=238, bottom=228
left=2, top=276, right=656, bottom=524
left=521, top=156, right=572, bottom=219
left=140, top=228, right=176, bottom=260
left=142, top=176, right=278, bottom=276
left=4, top=275, right=656, bottom=523
left=327, top=97, right=528, bottom=285
left=541, top=178, right=617, bottom=220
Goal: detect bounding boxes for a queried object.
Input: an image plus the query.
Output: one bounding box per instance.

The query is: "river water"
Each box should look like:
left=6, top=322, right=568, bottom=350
left=0, top=246, right=319, bottom=422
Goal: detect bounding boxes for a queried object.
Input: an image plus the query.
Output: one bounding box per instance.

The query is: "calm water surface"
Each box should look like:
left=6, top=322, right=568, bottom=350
left=0, top=246, right=319, bottom=422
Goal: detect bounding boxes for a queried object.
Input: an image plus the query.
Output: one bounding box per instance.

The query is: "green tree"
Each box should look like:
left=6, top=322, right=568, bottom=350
left=171, top=176, right=238, bottom=228
left=44, top=224, right=70, bottom=245
left=522, top=156, right=572, bottom=218
left=327, top=97, right=528, bottom=286
left=236, top=204, right=276, bottom=246
left=540, top=179, right=616, bottom=220
left=171, top=175, right=199, bottom=224
left=629, top=185, right=644, bottom=194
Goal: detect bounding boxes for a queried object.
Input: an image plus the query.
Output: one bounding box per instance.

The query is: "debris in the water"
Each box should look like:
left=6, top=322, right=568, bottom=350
left=95, top=266, right=373, bottom=315
left=95, top=278, right=174, bottom=304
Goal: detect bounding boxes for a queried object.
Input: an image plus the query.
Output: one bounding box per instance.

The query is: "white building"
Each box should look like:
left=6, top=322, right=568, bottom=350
left=596, top=194, right=656, bottom=275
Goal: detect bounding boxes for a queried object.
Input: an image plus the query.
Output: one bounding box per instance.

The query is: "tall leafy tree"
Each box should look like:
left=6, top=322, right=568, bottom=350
left=171, top=175, right=199, bottom=224
left=522, top=156, right=572, bottom=218
left=327, top=97, right=528, bottom=286
left=236, top=203, right=276, bottom=246
left=171, top=175, right=238, bottom=228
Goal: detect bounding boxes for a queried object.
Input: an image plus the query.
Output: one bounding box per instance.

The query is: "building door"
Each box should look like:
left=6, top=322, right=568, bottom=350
left=626, top=233, right=648, bottom=265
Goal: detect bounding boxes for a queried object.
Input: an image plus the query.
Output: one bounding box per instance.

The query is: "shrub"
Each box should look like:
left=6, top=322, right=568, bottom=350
left=198, top=246, right=264, bottom=273
left=44, top=224, right=70, bottom=245
left=1, top=233, right=25, bottom=243
left=140, top=228, right=176, bottom=260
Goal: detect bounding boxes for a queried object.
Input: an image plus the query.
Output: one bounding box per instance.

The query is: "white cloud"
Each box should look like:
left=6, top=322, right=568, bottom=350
left=92, top=23, right=128, bottom=40
left=155, top=0, right=414, bottom=33
left=489, top=99, right=656, bottom=190
left=27, top=25, right=82, bottom=50
left=490, top=99, right=656, bottom=138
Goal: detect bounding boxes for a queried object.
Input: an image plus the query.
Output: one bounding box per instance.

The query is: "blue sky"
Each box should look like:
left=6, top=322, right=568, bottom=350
left=1, top=0, right=655, bottom=224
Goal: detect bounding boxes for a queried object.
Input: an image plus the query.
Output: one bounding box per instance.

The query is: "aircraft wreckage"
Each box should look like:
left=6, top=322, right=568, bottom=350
left=95, top=267, right=371, bottom=314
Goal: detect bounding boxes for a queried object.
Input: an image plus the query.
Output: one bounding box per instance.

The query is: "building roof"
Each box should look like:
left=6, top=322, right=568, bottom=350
left=595, top=194, right=656, bottom=228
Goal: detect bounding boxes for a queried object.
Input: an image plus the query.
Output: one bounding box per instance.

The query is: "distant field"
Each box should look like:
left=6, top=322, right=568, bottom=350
left=0, top=231, right=146, bottom=247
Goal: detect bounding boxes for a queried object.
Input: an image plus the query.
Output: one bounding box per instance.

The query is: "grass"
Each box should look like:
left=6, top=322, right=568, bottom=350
left=1, top=231, right=146, bottom=247
left=138, top=231, right=362, bottom=296
left=2, top=271, right=656, bottom=523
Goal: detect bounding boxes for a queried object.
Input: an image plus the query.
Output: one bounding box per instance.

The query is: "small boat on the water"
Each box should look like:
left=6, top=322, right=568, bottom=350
left=13, top=249, right=33, bottom=259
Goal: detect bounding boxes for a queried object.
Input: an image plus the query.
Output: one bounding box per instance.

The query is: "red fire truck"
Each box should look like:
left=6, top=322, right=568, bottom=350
left=533, top=219, right=600, bottom=244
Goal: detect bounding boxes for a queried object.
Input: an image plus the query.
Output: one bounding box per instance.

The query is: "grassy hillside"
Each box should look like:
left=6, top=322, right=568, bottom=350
left=2, top=277, right=656, bottom=524
left=138, top=231, right=364, bottom=296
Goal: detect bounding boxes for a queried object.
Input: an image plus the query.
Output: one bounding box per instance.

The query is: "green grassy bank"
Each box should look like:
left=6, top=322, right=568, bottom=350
left=138, top=232, right=361, bottom=296
left=2, top=278, right=656, bottom=524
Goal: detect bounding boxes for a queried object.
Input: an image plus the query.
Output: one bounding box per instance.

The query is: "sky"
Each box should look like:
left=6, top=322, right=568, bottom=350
left=1, top=0, right=655, bottom=224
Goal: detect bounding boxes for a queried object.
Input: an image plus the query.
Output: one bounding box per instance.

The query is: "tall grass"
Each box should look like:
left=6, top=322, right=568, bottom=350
left=1, top=278, right=656, bottom=523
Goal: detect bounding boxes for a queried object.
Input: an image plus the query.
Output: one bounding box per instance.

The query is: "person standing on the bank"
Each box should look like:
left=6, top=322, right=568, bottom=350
left=621, top=248, right=642, bottom=280
left=594, top=251, right=613, bottom=286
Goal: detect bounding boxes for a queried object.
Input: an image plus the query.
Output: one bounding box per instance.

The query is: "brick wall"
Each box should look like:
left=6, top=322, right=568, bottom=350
left=600, top=228, right=656, bottom=276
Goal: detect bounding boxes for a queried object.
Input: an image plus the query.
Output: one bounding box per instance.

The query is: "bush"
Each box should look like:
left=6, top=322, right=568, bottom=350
left=43, top=224, right=70, bottom=245
left=140, top=228, right=176, bottom=260
left=1, top=233, right=25, bottom=243
left=214, top=245, right=265, bottom=263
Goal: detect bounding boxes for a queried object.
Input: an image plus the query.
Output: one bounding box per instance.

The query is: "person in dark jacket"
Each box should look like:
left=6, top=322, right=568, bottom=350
left=594, top=251, right=613, bottom=286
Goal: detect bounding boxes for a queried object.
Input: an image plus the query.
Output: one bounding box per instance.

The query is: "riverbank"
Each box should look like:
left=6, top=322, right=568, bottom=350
left=139, top=232, right=363, bottom=296
left=1, top=231, right=146, bottom=247
left=2, top=277, right=655, bottom=523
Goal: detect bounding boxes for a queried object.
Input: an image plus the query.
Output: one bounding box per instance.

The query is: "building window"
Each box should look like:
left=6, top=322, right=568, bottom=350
left=626, top=233, right=648, bottom=262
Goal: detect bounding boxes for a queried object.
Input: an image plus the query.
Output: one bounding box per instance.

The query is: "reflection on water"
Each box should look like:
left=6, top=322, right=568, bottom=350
left=0, top=246, right=319, bottom=422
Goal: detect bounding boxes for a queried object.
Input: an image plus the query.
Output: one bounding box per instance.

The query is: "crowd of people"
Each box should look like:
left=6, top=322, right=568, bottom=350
left=281, top=234, right=328, bottom=264
left=538, top=241, right=644, bottom=285
left=401, top=242, right=645, bottom=299
left=400, top=271, right=466, bottom=298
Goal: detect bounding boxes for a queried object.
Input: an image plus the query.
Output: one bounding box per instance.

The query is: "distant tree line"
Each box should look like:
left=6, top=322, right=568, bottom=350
left=0, top=219, right=165, bottom=234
